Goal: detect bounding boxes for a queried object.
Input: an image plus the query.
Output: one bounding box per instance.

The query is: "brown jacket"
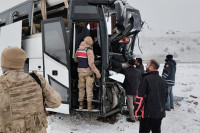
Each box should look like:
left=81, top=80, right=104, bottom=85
left=0, top=69, right=61, bottom=133
left=74, top=41, right=100, bottom=75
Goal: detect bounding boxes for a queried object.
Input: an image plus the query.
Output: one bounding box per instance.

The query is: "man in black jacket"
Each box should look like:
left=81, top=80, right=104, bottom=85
left=134, top=59, right=168, bottom=133
left=135, top=58, right=145, bottom=74
left=162, top=55, right=176, bottom=111
left=75, top=22, right=90, bottom=51
left=121, top=59, right=141, bottom=122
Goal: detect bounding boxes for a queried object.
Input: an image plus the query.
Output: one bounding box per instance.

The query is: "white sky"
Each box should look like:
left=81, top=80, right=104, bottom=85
left=0, top=0, right=200, bottom=32
left=0, top=0, right=26, bottom=14
left=127, top=0, right=200, bottom=32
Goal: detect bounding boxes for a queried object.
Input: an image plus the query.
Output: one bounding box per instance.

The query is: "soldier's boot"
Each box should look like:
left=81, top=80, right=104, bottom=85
left=87, top=102, right=94, bottom=111
left=79, top=101, right=84, bottom=109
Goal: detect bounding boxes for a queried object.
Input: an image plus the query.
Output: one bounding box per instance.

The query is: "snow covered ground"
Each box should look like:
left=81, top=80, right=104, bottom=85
left=133, top=30, right=200, bottom=63
left=46, top=62, right=200, bottom=133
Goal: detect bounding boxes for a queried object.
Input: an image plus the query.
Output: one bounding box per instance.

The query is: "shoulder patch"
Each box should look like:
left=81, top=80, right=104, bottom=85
left=166, top=64, right=169, bottom=67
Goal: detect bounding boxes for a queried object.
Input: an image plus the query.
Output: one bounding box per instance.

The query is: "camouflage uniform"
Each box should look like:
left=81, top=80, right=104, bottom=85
left=74, top=36, right=101, bottom=110
left=0, top=47, right=61, bottom=133
left=0, top=69, right=61, bottom=133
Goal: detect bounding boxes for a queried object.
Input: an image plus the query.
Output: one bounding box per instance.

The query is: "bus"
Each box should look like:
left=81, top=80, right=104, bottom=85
left=0, top=0, right=142, bottom=117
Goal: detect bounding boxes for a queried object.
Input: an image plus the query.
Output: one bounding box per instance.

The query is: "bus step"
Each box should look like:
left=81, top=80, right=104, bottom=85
left=75, top=109, right=100, bottom=112
left=92, top=100, right=100, bottom=103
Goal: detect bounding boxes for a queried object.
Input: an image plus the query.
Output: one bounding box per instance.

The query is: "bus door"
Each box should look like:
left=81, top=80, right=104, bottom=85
left=42, top=17, right=71, bottom=114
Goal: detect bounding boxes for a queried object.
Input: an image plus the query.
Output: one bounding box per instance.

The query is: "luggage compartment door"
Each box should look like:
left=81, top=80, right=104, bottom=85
left=42, top=17, right=70, bottom=114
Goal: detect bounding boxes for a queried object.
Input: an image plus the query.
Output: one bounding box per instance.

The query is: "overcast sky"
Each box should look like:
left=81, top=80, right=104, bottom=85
left=0, top=0, right=200, bottom=32
left=128, top=0, right=200, bottom=32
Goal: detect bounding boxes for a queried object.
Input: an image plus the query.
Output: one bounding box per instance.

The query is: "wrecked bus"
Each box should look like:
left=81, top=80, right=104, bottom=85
left=0, top=0, right=142, bottom=117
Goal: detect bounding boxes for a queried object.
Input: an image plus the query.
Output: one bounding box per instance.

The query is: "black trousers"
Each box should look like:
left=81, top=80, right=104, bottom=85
left=139, top=118, right=162, bottom=133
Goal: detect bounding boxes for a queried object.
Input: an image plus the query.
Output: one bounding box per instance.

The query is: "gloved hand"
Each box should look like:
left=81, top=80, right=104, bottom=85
left=96, top=73, right=101, bottom=79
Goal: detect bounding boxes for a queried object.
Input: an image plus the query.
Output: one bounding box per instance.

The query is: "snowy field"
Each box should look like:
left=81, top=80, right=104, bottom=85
left=133, top=30, right=200, bottom=63
left=46, top=63, right=200, bottom=133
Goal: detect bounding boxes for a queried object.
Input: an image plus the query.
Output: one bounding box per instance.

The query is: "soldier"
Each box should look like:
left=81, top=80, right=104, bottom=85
left=74, top=36, right=101, bottom=111
left=0, top=47, right=61, bottom=133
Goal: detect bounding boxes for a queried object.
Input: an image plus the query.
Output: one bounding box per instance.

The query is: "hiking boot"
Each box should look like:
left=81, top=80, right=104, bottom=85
left=126, top=118, right=135, bottom=123
left=121, top=110, right=129, bottom=116
left=170, top=106, right=174, bottom=109
left=79, top=101, right=84, bottom=109
left=87, top=102, right=94, bottom=111
left=165, top=108, right=171, bottom=111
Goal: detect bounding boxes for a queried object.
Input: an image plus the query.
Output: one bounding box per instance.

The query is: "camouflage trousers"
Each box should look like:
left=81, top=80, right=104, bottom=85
left=78, top=72, right=94, bottom=102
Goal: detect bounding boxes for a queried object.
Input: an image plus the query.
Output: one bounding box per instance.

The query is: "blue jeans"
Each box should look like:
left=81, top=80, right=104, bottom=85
left=166, top=86, right=174, bottom=109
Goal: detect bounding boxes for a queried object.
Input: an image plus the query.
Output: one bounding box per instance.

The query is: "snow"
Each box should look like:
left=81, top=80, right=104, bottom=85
left=133, top=30, right=200, bottom=63
left=161, top=63, right=200, bottom=133
left=46, top=61, right=200, bottom=133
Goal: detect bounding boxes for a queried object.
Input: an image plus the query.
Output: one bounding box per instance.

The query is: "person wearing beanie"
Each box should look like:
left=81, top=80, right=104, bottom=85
left=74, top=36, right=101, bottom=111
left=120, top=59, right=141, bottom=122
left=166, top=54, right=173, bottom=59
left=162, top=54, right=176, bottom=111
left=0, top=46, right=61, bottom=133
left=1, top=46, right=27, bottom=69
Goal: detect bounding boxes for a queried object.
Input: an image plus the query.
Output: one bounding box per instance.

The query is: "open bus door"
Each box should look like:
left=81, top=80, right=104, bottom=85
left=41, top=17, right=71, bottom=114
left=68, top=0, right=126, bottom=116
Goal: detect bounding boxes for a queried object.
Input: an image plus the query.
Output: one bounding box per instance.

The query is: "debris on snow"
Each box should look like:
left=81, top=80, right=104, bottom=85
left=190, top=95, right=198, bottom=99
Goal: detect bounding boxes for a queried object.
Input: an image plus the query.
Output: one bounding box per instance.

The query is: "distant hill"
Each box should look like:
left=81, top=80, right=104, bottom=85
left=133, top=30, right=200, bottom=63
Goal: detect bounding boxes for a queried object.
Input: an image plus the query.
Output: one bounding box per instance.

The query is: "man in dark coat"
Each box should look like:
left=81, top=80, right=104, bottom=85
left=134, top=59, right=168, bottom=133
left=121, top=59, right=141, bottom=122
left=75, top=22, right=90, bottom=51
left=135, top=58, right=145, bottom=74
left=162, top=54, right=176, bottom=111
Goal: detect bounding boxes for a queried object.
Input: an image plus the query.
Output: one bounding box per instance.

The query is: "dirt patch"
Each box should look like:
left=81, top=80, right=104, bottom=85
left=97, top=113, right=119, bottom=124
